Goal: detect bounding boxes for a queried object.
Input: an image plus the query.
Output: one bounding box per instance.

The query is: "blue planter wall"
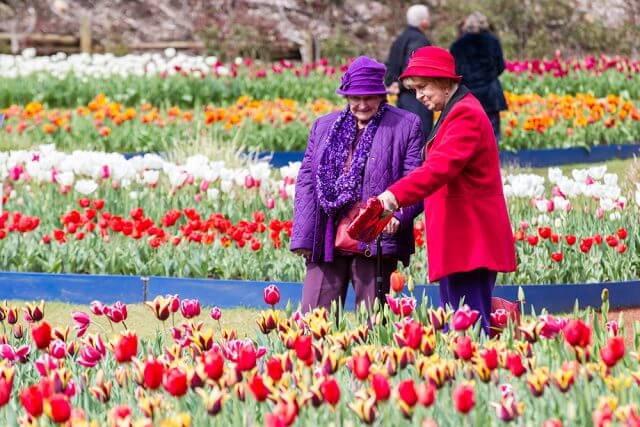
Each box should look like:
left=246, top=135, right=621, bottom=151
left=1, top=271, right=638, bottom=314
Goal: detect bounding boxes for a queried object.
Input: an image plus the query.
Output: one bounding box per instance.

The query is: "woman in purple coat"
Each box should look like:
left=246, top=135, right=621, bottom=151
left=291, top=56, right=424, bottom=312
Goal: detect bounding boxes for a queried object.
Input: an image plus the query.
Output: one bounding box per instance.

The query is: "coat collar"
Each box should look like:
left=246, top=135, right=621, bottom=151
left=421, top=85, right=470, bottom=159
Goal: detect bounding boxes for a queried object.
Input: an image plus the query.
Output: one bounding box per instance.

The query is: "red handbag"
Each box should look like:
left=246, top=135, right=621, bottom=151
left=347, top=197, right=394, bottom=243
left=335, top=204, right=364, bottom=254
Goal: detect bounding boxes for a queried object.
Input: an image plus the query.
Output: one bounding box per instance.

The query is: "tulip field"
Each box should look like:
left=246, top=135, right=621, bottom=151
left=0, top=286, right=639, bottom=425
left=1, top=50, right=640, bottom=425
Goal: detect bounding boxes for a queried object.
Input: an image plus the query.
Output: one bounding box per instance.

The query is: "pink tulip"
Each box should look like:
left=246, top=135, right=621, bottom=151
left=49, top=340, right=67, bottom=359
left=210, top=306, right=222, bottom=321
left=266, top=198, right=275, bottom=210
left=101, top=165, right=110, bottom=179
left=104, top=302, right=127, bottom=323
left=452, top=305, right=480, bottom=331
left=72, top=311, right=90, bottom=337
left=385, top=295, right=416, bottom=317
left=180, top=299, right=201, bottom=319
left=90, top=301, right=105, bottom=316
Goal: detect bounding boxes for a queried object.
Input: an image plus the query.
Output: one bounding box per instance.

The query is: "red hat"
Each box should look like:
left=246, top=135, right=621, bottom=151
left=399, top=46, right=462, bottom=82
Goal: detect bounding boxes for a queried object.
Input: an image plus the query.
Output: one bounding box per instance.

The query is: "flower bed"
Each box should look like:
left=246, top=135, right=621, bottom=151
left=0, top=286, right=637, bottom=425
left=2, top=52, right=640, bottom=107
left=3, top=92, right=640, bottom=154
left=0, top=147, right=638, bottom=284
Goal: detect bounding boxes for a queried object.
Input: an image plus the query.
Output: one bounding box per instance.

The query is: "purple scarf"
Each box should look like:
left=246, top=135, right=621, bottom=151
left=316, top=103, right=388, bottom=216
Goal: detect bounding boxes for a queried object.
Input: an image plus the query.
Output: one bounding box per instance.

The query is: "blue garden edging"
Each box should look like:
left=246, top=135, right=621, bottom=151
left=1, top=271, right=638, bottom=314
left=122, top=143, right=640, bottom=168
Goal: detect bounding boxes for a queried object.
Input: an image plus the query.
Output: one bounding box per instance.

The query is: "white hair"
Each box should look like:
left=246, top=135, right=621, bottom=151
left=406, top=5, right=430, bottom=27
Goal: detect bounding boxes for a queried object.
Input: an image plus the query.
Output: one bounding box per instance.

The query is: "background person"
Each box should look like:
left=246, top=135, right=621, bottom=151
left=384, top=4, right=434, bottom=136
left=450, top=12, right=507, bottom=141
left=376, top=47, right=516, bottom=333
left=291, top=56, right=424, bottom=313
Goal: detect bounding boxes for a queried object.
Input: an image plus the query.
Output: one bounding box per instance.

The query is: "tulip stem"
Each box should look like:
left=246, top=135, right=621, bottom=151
left=122, top=320, right=128, bottom=330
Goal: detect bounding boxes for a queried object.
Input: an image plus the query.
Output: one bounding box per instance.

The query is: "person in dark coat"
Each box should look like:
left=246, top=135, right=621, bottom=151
left=450, top=12, right=507, bottom=141
left=384, top=4, right=434, bottom=136
left=291, top=57, right=424, bottom=313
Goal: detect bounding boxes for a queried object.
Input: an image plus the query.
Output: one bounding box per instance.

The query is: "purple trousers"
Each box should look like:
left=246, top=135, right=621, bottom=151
left=301, top=254, right=398, bottom=312
left=440, top=268, right=497, bottom=334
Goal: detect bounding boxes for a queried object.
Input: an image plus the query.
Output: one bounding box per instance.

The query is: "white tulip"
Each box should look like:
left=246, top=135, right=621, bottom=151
left=74, top=179, right=98, bottom=195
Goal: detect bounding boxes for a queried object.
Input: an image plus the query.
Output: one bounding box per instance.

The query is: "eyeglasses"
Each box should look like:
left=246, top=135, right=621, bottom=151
left=346, top=96, right=381, bottom=106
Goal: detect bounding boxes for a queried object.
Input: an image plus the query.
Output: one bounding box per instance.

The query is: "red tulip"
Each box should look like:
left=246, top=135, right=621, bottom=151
left=394, top=318, right=424, bottom=350
left=351, top=353, right=371, bottom=380
left=249, top=374, right=270, bottom=402
left=505, top=352, right=526, bottom=377
left=167, top=294, right=180, bottom=313
left=480, top=348, right=499, bottom=370
left=266, top=357, right=284, bottom=382
left=452, top=305, right=480, bottom=331
left=143, top=357, right=164, bottom=389
left=236, top=342, right=259, bottom=372
left=538, top=226, right=551, bottom=239
left=78, top=198, right=90, bottom=208
left=397, top=379, right=418, bottom=407
left=294, top=335, right=312, bottom=362
left=112, top=332, right=138, bottom=363
left=202, top=350, right=225, bottom=380
left=416, top=382, right=436, bottom=407
left=31, top=321, right=52, bottom=350
left=617, top=227, right=628, bottom=239
left=390, top=271, right=405, bottom=293
left=163, top=367, right=188, bottom=397
left=527, top=235, right=539, bottom=246
left=371, top=373, right=391, bottom=401
left=551, top=252, right=563, bottom=263
left=321, top=377, right=340, bottom=406
left=563, top=319, right=591, bottom=348
left=542, top=419, right=563, bottom=427
left=452, top=382, right=475, bottom=414
left=600, top=336, right=625, bottom=367
left=93, top=199, right=105, bottom=210
left=20, top=384, right=44, bottom=417
left=454, top=336, right=474, bottom=360
left=617, top=244, right=627, bottom=254
left=263, top=285, right=280, bottom=306
left=44, top=393, right=71, bottom=423
left=0, top=369, right=13, bottom=407
left=565, top=235, right=576, bottom=245
left=180, top=299, right=201, bottom=319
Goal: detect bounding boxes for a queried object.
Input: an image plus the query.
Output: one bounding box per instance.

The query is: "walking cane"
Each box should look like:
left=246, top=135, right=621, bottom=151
left=375, top=235, right=384, bottom=311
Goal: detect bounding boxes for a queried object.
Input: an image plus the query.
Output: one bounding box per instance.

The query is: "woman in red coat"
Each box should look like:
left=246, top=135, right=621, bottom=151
left=377, top=46, right=516, bottom=333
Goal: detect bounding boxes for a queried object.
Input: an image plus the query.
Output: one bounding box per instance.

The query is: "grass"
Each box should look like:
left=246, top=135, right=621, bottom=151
left=8, top=300, right=261, bottom=340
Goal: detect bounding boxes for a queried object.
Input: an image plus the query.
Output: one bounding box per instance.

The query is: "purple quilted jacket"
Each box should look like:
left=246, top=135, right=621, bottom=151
left=291, top=105, right=424, bottom=265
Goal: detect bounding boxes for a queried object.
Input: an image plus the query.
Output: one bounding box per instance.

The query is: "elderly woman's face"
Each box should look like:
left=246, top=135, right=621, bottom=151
left=346, top=95, right=384, bottom=125
left=413, top=81, right=449, bottom=112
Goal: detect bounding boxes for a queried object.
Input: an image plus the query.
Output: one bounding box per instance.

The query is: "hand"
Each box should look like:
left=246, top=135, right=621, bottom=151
left=387, top=82, right=400, bottom=95
left=293, top=249, right=311, bottom=260
left=377, top=190, right=399, bottom=214
left=383, top=217, right=400, bottom=235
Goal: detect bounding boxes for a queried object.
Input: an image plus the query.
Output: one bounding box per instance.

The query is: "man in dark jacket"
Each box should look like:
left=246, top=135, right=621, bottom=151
left=450, top=12, right=507, bottom=141
left=384, top=4, right=433, bottom=136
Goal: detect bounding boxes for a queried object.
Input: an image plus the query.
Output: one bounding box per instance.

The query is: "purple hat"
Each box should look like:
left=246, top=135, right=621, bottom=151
left=336, top=56, right=387, bottom=96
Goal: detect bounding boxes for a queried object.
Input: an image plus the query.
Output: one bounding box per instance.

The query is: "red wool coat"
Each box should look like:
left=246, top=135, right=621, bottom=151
left=387, top=92, right=516, bottom=282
